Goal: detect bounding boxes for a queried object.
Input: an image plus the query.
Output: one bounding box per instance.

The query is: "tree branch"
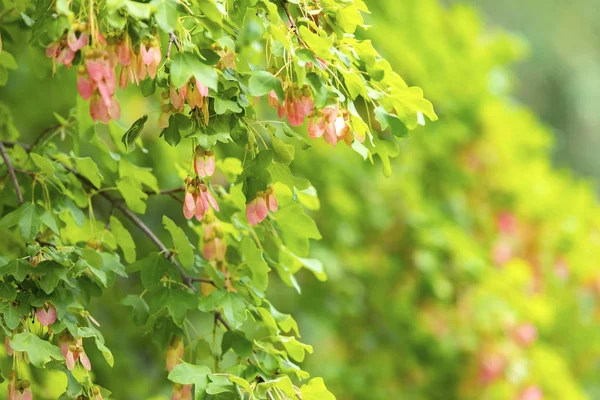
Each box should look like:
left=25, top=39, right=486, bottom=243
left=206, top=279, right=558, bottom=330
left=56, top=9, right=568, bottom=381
left=31, top=124, right=60, bottom=150
left=0, top=141, right=23, bottom=204
left=166, top=32, right=180, bottom=59
left=280, top=0, right=309, bottom=49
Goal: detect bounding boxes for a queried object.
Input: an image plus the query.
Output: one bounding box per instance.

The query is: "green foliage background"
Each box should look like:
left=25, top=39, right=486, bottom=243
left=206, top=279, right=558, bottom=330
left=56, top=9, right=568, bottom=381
left=1, top=0, right=600, bottom=399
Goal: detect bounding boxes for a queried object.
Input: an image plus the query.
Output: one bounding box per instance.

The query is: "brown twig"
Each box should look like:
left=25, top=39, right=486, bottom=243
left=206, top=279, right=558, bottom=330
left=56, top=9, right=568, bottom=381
left=0, top=141, right=23, bottom=204
left=166, top=32, right=180, bottom=59
left=281, top=0, right=309, bottom=49
left=146, top=187, right=185, bottom=196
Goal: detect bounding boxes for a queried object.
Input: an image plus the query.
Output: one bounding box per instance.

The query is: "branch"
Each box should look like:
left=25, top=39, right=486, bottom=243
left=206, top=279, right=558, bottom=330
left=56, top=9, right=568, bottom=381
left=31, top=125, right=60, bottom=150
left=214, top=311, right=231, bottom=330
left=280, top=0, right=309, bottom=49
left=60, top=163, right=197, bottom=290
left=166, top=32, right=180, bottom=59
left=0, top=141, right=23, bottom=204
left=146, top=187, right=185, bottom=196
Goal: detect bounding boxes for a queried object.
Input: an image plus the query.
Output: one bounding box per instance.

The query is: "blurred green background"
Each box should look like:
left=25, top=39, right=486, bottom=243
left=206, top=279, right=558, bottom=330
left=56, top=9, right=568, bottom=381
left=3, top=0, right=600, bottom=399
left=463, top=0, right=600, bottom=180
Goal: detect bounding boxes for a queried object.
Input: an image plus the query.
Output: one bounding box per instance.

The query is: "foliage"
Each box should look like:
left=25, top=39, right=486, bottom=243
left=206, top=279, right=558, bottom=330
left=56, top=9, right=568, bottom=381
left=283, top=1, right=600, bottom=399
left=0, top=0, right=437, bottom=399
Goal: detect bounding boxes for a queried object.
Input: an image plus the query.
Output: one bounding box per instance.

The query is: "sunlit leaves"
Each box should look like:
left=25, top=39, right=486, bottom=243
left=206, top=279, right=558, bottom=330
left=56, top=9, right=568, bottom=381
left=299, top=26, right=334, bottom=60
left=170, top=53, right=218, bottom=90
left=374, top=106, right=408, bottom=138
left=0, top=202, right=40, bottom=242
left=240, top=237, right=270, bottom=291
left=242, top=150, right=273, bottom=200
left=248, top=71, right=284, bottom=101
left=198, top=290, right=247, bottom=329
left=162, top=215, right=195, bottom=269
left=168, top=362, right=211, bottom=389
left=109, top=216, right=136, bottom=263
left=10, top=332, right=64, bottom=368
left=301, top=378, right=336, bottom=400
left=73, top=156, right=103, bottom=189
left=117, top=177, right=148, bottom=214
left=152, top=0, right=179, bottom=32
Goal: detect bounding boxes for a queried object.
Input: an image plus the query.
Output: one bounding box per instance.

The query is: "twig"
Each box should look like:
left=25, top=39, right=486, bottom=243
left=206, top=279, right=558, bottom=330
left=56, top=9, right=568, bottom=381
left=166, top=32, right=180, bottom=59
left=191, top=277, right=217, bottom=287
left=214, top=311, right=231, bottom=330
left=1, top=141, right=31, bottom=151
left=280, top=0, right=309, bottom=49
left=146, top=187, right=185, bottom=196
left=0, top=141, right=23, bottom=204
left=31, top=125, right=60, bottom=150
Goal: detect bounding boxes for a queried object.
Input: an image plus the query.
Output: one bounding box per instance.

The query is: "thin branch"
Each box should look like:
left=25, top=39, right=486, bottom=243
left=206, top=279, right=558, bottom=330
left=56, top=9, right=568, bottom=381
left=280, top=0, right=309, bottom=49
left=146, top=187, right=185, bottom=196
left=0, top=141, right=23, bottom=204
left=166, top=32, right=180, bottom=59
left=214, top=311, right=231, bottom=330
left=31, top=124, right=60, bottom=150
left=191, top=277, right=218, bottom=287
left=1, top=141, right=31, bottom=151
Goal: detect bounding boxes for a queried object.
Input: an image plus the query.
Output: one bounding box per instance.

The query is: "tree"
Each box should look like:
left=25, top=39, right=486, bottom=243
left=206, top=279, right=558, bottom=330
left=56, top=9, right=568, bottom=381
left=0, top=0, right=436, bottom=398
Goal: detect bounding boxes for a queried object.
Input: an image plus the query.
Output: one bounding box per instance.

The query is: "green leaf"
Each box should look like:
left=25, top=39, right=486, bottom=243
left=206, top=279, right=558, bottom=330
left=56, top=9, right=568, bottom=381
left=10, top=332, right=64, bottom=368
left=269, top=304, right=300, bottom=336
left=160, top=114, right=192, bottom=147
left=152, top=0, right=179, bottom=32
left=125, top=0, right=152, bottom=19
left=56, top=197, right=84, bottom=227
left=257, top=376, right=296, bottom=398
left=298, top=26, right=334, bottom=60
left=374, top=106, right=408, bottom=137
left=248, top=71, right=284, bottom=102
left=116, top=177, right=148, bottom=214
left=272, top=136, right=294, bottom=166
left=121, top=114, right=148, bottom=152
left=168, top=362, right=211, bottom=390
left=0, top=302, right=21, bottom=329
left=74, top=156, right=103, bottom=189
left=242, top=150, right=273, bottom=200
left=121, top=295, right=150, bottom=326
left=109, top=216, right=136, bottom=263
left=119, top=159, right=160, bottom=194
left=0, top=52, right=18, bottom=70
left=216, top=158, right=243, bottom=182
left=198, top=290, right=247, bottom=329
left=240, top=237, right=270, bottom=292
left=37, top=260, right=70, bottom=294
left=221, top=330, right=253, bottom=358
left=163, top=215, right=195, bottom=269
left=300, top=378, right=336, bottom=400
left=0, top=259, right=33, bottom=282
left=275, top=204, right=321, bottom=256
left=0, top=282, right=17, bottom=300
left=30, top=153, right=56, bottom=176
left=277, top=336, right=313, bottom=362
left=1, top=202, right=42, bottom=242
left=95, top=339, right=114, bottom=367
left=133, top=253, right=180, bottom=290
left=170, top=52, right=218, bottom=90
left=214, top=97, right=242, bottom=114
left=140, top=78, right=156, bottom=96
left=39, top=206, right=60, bottom=235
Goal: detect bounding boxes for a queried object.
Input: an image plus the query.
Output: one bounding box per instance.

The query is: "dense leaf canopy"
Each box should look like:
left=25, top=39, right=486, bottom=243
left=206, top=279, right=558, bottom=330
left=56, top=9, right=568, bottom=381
left=0, top=0, right=599, bottom=399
